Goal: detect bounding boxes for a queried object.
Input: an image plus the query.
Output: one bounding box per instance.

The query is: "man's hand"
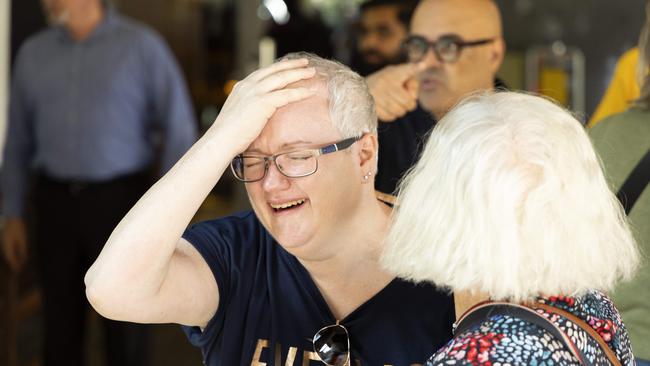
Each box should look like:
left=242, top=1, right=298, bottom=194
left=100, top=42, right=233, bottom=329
left=2, top=217, right=28, bottom=272
left=366, top=62, right=426, bottom=122
left=212, top=58, right=317, bottom=153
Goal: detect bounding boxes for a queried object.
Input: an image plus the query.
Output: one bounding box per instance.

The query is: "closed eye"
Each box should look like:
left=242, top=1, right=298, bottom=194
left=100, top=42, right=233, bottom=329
left=285, top=152, right=314, bottom=160
left=245, top=161, right=264, bottom=168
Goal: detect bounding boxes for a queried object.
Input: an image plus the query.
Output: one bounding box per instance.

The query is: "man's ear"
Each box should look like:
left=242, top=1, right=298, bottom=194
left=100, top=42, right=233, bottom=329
left=358, top=133, right=378, bottom=172
left=489, top=37, right=506, bottom=74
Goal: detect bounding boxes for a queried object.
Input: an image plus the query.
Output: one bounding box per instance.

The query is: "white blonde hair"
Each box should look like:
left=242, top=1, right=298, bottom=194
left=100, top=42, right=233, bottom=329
left=278, top=52, right=377, bottom=138
left=381, top=91, right=640, bottom=302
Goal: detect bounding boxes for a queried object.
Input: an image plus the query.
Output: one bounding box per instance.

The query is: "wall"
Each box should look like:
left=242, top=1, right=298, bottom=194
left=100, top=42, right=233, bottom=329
left=0, top=0, right=10, bottom=164
left=496, top=0, right=646, bottom=117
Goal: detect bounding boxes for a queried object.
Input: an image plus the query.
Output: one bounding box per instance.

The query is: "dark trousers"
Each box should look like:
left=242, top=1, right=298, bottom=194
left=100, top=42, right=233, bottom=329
left=33, top=171, right=151, bottom=366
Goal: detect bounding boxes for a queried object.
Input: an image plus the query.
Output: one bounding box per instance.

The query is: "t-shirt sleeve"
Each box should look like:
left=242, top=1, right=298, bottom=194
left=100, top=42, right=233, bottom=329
left=179, top=215, right=242, bottom=351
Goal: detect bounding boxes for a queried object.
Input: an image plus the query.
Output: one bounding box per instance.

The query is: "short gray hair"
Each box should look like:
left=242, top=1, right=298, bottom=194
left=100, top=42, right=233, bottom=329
left=278, top=52, right=377, bottom=138
left=382, top=91, right=640, bottom=302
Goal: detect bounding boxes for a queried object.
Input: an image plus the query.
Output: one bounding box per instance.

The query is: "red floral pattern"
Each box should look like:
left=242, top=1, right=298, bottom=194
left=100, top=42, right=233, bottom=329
left=446, top=333, right=505, bottom=366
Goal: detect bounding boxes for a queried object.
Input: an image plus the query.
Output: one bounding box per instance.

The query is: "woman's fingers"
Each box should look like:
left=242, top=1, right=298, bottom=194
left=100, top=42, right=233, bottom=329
left=267, top=87, right=316, bottom=105
left=249, top=58, right=310, bottom=82
left=256, top=66, right=317, bottom=93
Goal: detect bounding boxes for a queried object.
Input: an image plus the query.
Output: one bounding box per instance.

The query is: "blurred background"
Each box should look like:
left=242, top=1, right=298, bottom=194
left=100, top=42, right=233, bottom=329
left=0, top=0, right=646, bottom=365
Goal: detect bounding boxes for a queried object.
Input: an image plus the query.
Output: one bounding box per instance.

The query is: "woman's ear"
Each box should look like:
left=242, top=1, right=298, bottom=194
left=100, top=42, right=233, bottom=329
left=358, top=133, right=378, bottom=174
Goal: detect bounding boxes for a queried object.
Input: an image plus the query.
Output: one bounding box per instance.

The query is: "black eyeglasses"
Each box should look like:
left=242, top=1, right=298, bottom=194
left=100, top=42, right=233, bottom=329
left=313, top=323, right=350, bottom=366
left=402, top=34, right=494, bottom=63
left=230, top=136, right=361, bottom=183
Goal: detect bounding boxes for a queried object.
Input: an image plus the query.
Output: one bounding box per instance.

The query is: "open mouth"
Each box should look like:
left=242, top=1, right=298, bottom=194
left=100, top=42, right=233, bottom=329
left=270, top=199, right=306, bottom=213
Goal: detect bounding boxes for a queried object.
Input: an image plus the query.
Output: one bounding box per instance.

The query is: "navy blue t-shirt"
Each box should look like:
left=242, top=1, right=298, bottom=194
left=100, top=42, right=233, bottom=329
left=181, top=211, right=454, bottom=366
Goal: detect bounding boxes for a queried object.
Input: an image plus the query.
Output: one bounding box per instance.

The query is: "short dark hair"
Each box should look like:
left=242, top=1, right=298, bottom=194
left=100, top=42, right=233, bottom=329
left=359, top=0, right=418, bottom=27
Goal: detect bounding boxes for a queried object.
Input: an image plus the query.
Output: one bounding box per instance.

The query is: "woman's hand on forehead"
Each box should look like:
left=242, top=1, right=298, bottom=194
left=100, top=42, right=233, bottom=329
left=210, top=58, right=318, bottom=154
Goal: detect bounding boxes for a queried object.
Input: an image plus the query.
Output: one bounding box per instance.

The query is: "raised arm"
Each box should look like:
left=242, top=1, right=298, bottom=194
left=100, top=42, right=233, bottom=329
left=84, top=59, right=316, bottom=327
left=1, top=46, right=36, bottom=273
left=365, top=61, right=426, bottom=122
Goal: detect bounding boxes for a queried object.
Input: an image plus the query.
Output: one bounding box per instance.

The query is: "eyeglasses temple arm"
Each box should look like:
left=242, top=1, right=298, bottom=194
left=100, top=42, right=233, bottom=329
left=318, top=136, right=360, bottom=155
left=460, top=38, right=494, bottom=47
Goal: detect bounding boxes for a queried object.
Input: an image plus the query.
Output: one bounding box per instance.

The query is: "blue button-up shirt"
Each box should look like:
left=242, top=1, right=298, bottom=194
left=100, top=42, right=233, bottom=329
left=2, top=10, right=198, bottom=217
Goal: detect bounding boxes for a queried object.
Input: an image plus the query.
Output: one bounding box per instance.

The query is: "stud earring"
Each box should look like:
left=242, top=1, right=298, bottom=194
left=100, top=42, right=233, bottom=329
left=363, top=172, right=372, bottom=180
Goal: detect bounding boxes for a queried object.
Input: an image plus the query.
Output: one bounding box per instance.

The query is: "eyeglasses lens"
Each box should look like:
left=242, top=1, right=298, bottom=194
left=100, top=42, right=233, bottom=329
left=404, top=35, right=463, bottom=63
left=231, top=156, right=265, bottom=182
left=276, top=151, right=317, bottom=177
left=405, top=37, right=428, bottom=61
left=436, top=37, right=460, bottom=62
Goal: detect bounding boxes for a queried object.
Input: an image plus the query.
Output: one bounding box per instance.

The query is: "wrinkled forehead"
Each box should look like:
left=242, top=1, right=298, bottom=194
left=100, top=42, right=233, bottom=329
left=411, top=0, right=501, bottom=40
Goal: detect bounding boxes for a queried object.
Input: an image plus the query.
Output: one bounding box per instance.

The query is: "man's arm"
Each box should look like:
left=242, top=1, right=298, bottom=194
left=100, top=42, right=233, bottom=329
left=1, top=46, right=35, bottom=272
left=366, top=62, right=425, bottom=122
left=144, top=32, right=198, bottom=173
left=84, top=58, right=316, bottom=328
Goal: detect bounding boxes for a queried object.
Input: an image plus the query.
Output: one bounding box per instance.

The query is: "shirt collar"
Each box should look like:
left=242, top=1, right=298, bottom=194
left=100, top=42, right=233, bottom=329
left=54, top=5, right=119, bottom=43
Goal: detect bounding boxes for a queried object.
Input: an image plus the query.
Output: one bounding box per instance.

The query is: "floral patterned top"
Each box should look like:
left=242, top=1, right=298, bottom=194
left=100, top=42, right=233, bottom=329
left=426, top=291, right=635, bottom=366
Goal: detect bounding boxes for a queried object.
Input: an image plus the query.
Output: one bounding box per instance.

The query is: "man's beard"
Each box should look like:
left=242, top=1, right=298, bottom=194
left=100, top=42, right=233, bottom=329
left=352, top=49, right=407, bottom=76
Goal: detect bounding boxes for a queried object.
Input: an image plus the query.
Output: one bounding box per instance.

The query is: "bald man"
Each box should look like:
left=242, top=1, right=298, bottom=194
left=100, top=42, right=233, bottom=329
left=368, top=0, right=505, bottom=194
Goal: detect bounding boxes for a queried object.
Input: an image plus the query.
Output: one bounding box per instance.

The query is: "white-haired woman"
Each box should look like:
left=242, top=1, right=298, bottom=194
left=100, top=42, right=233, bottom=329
left=382, top=91, right=640, bottom=365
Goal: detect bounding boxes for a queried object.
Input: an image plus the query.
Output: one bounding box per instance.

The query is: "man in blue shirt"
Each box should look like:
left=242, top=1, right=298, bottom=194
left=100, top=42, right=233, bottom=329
left=84, top=54, right=454, bottom=365
left=1, top=0, right=197, bottom=364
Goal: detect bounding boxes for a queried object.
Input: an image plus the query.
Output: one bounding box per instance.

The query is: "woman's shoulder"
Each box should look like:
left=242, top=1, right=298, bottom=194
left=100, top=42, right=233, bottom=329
left=591, top=107, right=650, bottom=138
left=538, top=291, right=635, bottom=365
left=426, top=310, right=580, bottom=365
left=426, top=292, right=633, bottom=366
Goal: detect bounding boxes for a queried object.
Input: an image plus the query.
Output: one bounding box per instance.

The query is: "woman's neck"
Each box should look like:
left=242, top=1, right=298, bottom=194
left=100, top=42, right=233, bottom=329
left=298, top=195, right=394, bottom=319
left=300, top=195, right=391, bottom=278
left=454, top=290, right=490, bottom=320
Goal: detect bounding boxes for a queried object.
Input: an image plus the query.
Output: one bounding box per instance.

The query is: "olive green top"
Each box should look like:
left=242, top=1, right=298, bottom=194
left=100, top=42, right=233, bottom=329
left=589, top=107, right=650, bottom=360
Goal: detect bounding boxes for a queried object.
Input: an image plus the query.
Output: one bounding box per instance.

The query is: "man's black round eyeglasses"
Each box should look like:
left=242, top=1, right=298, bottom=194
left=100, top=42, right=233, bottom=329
left=402, top=34, right=494, bottom=63
left=231, top=136, right=361, bottom=183
left=313, top=323, right=350, bottom=366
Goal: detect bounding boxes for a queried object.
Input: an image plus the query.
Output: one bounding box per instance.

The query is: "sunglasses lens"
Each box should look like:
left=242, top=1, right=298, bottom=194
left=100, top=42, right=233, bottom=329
left=313, top=325, right=349, bottom=366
